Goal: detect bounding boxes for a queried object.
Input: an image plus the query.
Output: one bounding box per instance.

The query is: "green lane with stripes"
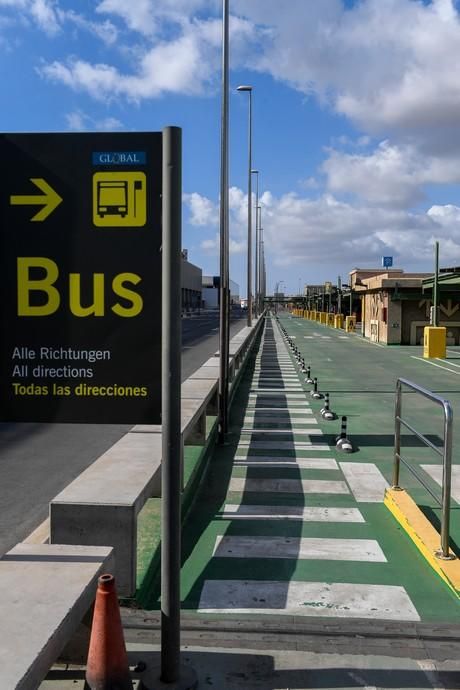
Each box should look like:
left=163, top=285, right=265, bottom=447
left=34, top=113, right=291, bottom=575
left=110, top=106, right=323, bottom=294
left=147, top=313, right=460, bottom=621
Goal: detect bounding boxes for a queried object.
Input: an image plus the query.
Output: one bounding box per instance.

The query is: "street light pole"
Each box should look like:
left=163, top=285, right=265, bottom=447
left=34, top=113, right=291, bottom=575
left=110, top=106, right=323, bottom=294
left=237, top=85, right=253, bottom=327
left=252, top=169, right=259, bottom=318
left=260, top=227, right=266, bottom=303
left=218, top=0, right=230, bottom=443
left=257, top=204, right=262, bottom=314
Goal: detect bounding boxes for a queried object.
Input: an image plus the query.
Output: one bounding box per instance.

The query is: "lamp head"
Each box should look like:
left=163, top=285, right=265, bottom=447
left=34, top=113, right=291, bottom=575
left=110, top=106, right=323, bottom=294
left=236, top=85, right=252, bottom=92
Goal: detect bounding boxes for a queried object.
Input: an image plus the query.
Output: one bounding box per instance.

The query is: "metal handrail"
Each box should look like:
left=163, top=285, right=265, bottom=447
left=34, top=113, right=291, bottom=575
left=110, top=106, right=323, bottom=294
left=393, top=378, right=454, bottom=559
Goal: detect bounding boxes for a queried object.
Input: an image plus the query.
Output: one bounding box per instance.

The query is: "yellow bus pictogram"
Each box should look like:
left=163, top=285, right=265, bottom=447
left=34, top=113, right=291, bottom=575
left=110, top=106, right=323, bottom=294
left=93, top=172, right=146, bottom=227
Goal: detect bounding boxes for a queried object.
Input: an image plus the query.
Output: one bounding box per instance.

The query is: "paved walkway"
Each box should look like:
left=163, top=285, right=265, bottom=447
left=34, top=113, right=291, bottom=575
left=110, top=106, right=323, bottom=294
left=169, top=314, right=460, bottom=624
left=41, top=313, right=460, bottom=688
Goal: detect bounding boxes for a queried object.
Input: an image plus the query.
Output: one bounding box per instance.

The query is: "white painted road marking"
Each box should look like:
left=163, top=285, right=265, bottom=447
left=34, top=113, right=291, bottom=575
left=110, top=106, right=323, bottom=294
left=220, top=504, right=364, bottom=522
left=237, top=441, right=327, bottom=451
left=198, top=580, right=420, bottom=620
left=245, top=410, right=313, bottom=417
left=213, top=536, right=386, bottom=561
left=228, top=477, right=349, bottom=494
left=340, top=462, right=389, bottom=502
left=421, top=465, right=460, bottom=503
left=241, top=428, right=323, bottom=436
left=411, top=356, right=460, bottom=376
left=233, top=456, right=338, bottom=469
left=243, top=419, right=318, bottom=427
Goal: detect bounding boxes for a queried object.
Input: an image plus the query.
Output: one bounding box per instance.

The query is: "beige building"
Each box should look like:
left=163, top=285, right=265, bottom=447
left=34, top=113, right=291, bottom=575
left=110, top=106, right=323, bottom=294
left=349, top=268, right=437, bottom=345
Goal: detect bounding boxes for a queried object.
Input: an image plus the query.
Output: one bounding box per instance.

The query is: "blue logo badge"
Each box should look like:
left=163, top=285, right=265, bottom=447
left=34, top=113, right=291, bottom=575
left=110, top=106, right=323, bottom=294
left=92, top=151, right=146, bottom=166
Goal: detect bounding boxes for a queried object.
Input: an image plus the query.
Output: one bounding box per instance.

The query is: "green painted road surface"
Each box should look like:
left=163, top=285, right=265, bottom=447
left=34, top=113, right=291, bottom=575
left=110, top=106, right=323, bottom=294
left=144, top=314, right=460, bottom=623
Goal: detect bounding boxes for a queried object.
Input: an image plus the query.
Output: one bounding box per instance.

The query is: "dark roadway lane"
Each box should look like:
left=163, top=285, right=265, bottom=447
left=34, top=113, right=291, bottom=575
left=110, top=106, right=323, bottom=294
left=181, top=307, right=247, bottom=379
left=0, top=309, right=247, bottom=556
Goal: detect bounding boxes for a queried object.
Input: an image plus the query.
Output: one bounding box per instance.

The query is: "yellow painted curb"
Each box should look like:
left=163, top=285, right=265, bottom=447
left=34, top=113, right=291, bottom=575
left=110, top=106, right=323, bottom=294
left=384, top=487, right=460, bottom=597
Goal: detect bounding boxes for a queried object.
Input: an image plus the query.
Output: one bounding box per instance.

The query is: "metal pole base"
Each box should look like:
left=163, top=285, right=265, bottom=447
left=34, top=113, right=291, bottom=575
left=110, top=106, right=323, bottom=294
left=435, top=550, right=456, bottom=561
left=138, top=663, right=198, bottom=690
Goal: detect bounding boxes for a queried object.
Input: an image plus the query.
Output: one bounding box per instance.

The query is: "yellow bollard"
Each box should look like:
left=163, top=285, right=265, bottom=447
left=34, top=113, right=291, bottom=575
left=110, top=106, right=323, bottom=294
left=320, top=312, right=328, bottom=325
left=423, top=326, right=446, bottom=358
left=327, top=313, right=335, bottom=327
left=345, top=316, right=356, bottom=332
left=334, top=314, right=344, bottom=329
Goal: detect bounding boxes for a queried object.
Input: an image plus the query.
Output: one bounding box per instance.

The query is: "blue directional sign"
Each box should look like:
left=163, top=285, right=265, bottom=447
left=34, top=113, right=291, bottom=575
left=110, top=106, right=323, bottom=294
left=382, top=256, right=393, bottom=268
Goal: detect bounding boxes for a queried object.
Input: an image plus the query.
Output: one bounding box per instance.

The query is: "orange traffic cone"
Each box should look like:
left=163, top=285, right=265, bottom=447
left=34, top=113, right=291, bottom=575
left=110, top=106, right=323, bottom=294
left=85, top=573, right=132, bottom=690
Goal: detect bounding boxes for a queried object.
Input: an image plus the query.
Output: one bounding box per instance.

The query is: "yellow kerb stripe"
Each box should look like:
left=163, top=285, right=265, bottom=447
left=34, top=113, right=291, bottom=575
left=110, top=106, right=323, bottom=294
left=384, top=488, right=460, bottom=597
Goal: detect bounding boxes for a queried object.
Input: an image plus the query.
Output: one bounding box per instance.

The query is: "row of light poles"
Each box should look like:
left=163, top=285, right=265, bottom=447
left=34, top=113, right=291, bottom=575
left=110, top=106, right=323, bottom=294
left=159, top=3, right=263, bottom=686
left=236, top=86, right=266, bottom=327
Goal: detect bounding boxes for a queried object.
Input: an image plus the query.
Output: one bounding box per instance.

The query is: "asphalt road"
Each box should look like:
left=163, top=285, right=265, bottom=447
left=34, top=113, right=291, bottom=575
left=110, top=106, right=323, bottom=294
left=0, top=309, right=246, bottom=557
left=182, top=308, right=247, bottom=378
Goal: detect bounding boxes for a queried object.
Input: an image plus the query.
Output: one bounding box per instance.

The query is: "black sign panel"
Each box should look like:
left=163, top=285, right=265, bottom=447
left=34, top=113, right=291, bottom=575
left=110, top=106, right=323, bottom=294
left=0, top=132, right=162, bottom=423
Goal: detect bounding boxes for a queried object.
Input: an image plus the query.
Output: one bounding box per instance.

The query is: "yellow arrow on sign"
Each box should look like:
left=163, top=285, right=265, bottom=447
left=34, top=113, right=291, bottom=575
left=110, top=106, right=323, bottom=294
left=10, top=178, right=63, bottom=221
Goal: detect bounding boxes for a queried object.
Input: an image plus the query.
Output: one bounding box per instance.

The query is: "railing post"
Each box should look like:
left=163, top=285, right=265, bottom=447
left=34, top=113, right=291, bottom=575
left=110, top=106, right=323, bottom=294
left=439, top=401, right=454, bottom=559
left=393, top=379, right=402, bottom=489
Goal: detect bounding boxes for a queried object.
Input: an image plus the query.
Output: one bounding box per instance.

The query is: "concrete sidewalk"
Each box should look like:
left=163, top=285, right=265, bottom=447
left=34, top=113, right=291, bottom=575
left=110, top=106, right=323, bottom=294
left=41, top=613, right=460, bottom=689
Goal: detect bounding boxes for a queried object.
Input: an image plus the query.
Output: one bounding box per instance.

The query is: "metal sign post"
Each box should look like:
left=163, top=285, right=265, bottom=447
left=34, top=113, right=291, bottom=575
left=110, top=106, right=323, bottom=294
left=140, top=127, right=196, bottom=690
left=160, top=125, right=182, bottom=683
left=433, top=241, right=440, bottom=326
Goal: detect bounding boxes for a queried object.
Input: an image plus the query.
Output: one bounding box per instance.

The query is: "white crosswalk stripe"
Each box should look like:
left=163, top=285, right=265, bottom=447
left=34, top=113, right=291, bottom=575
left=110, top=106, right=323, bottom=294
left=220, top=504, right=364, bottom=521
left=198, top=581, right=420, bottom=620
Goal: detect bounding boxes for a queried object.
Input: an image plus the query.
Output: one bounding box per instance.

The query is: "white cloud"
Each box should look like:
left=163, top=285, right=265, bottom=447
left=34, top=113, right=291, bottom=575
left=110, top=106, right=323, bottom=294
left=39, top=1, right=255, bottom=101
left=200, top=233, right=246, bottom=255
left=323, top=141, right=424, bottom=207
left=65, top=109, right=123, bottom=131
left=29, top=0, right=60, bottom=35
left=323, top=139, right=460, bottom=207
left=96, top=0, right=157, bottom=36
left=185, top=187, right=249, bottom=256
left=40, top=17, right=226, bottom=100
left=263, top=190, right=460, bottom=266
left=200, top=236, right=218, bottom=253
left=95, top=0, right=211, bottom=37
left=184, top=192, right=218, bottom=226
left=189, top=185, right=460, bottom=268
left=10, top=0, right=460, bottom=137
left=227, top=0, right=460, bottom=152
left=11, top=0, right=460, bottom=265
left=299, top=177, right=320, bottom=190
left=62, top=10, right=118, bottom=45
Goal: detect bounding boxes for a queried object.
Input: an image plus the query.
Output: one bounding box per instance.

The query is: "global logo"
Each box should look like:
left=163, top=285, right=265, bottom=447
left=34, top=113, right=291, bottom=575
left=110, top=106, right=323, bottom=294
left=92, top=151, right=146, bottom=166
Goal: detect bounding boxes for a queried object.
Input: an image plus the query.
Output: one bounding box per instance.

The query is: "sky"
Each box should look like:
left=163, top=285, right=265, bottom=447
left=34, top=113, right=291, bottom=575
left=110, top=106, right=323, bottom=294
left=2, top=0, right=460, bottom=296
